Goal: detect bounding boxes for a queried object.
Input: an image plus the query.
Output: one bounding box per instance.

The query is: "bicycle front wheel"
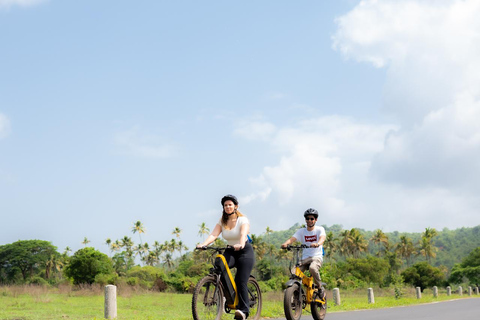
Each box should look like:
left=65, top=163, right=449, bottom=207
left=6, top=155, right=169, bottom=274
left=192, top=275, right=224, bottom=320
left=247, top=276, right=262, bottom=320
left=284, top=283, right=302, bottom=320
left=311, top=295, right=327, bottom=320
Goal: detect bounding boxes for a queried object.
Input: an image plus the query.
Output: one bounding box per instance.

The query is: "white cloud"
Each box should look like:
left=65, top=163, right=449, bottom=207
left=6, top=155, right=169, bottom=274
left=0, top=0, right=47, bottom=8
left=0, top=113, right=11, bottom=139
left=238, top=115, right=396, bottom=227
left=114, top=126, right=178, bottom=159
left=333, top=0, right=480, bottom=192
left=333, top=0, right=480, bottom=124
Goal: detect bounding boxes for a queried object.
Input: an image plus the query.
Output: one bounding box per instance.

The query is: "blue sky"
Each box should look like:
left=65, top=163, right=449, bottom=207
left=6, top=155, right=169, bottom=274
left=1, top=0, right=480, bottom=255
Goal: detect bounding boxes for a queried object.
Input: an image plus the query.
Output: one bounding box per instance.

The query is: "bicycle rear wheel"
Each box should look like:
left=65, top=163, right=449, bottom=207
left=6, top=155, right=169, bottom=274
left=284, top=284, right=302, bottom=320
left=247, top=276, right=262, bottom=320
left=192, top=275, right=224, bottom=320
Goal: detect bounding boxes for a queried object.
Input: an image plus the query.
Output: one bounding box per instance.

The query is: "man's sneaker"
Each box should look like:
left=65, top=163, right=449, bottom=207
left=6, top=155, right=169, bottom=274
left=234, top=309, right=246, bottom=320
left=318, top=286, right=326, bottom=300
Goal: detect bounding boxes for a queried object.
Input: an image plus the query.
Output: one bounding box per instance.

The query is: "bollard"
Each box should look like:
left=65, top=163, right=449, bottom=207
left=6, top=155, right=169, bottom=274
left=367, top=288, right=375, bottom=304
left=458, top=286, right=463, bottom=296
left=105, top=285, right=117, bottom=319
left=475, top=287, right=479, bottom=295
left=447, top=286, right=451, bottom=296
left=416, top=287, right=422, bottom=299
left=468, top=286, right=472, bottom=296
left=333, top=288, right=341, bottom=306
left=433, top=286, right=438, bottom=298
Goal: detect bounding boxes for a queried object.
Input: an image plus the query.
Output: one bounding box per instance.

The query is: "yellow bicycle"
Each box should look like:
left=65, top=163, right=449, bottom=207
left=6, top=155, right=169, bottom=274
left=192, top=246, right=262, bottom=320
left=283, top=245, right=327, bottom=320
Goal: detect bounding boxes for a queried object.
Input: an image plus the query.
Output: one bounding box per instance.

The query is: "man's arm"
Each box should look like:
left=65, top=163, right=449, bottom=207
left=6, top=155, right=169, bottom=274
left=310, top=234, right=326, bottom=248
left=281, top=236, right=297, bottom=248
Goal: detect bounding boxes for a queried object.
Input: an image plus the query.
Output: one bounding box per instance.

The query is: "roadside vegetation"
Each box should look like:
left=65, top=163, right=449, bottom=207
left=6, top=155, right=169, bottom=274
left=1, top=222, right=480, bottom=319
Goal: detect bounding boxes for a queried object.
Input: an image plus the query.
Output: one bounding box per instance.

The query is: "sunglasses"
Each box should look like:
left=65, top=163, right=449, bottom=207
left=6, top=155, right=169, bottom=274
left=305, top=217, right=316, bottom=221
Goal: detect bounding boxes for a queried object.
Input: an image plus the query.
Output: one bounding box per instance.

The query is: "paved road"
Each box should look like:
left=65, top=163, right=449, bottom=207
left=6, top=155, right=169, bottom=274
left=270, top=298, right=480, bottom=320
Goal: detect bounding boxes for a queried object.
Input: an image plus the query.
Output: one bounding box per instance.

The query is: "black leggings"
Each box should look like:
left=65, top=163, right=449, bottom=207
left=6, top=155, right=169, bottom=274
left=221, top=242, right=255, bottom=316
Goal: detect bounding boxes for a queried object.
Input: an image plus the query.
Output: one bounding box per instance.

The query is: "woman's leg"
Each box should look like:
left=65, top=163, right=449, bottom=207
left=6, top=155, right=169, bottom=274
left=235, top=243, right=255, bottom=317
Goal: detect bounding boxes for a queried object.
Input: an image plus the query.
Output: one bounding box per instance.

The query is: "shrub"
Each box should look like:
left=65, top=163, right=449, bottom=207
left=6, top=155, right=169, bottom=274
left=64, top=247, right=114, bottom=285
left=27, top=276, right=50, bottom=286
left=401, top=262, right=445, bottom=291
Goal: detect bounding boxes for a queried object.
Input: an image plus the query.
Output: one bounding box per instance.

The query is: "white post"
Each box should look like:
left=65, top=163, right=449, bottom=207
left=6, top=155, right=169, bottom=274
left=458, top=286, right=463, bottom=296
left=475, top=287, right=479, bottom=295
left=446, top=286, right=451, bottom=296
left=416, top=287, right=422, bottom=299
left=105, top=285, right=117, bottom=319
left=433, top=286, right=438, bottom=298
left=333, top=288, right=341, bottom=306
left=468, top=286, right=472, bottom=296
left=367, top=288, right=375, bottom=304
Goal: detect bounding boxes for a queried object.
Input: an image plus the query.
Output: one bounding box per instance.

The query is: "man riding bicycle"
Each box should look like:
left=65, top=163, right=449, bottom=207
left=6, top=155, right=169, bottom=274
left=281, top=208, right=326, bottom=298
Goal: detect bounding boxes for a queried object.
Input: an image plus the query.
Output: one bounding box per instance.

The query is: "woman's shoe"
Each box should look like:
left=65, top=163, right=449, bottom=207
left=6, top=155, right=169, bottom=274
left=234, top=309, right=246, bottom=320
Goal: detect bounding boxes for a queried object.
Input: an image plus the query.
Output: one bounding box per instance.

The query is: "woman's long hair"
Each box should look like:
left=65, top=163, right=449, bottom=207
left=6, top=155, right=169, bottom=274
left=221, top=209, right=244, bottom=227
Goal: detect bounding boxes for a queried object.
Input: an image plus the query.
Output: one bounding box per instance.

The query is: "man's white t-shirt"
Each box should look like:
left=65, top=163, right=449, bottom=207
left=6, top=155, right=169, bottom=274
left=218, top=216, right=250, bottom=246
left=293, top=226, right=326, bottom=260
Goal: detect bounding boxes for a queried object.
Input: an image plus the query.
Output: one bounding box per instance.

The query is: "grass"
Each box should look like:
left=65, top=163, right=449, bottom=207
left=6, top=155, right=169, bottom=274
left=0, top=285, right=478, bottom=319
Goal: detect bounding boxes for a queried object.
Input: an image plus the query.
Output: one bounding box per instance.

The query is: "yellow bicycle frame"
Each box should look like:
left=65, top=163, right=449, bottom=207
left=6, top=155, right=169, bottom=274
left=293, top=266, right=325, bottom=305
left=216, top=254, right=239, bottom=309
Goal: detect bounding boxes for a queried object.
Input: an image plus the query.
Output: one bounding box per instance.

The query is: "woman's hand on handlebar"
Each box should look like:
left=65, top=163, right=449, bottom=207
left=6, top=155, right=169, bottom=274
left=233, top=243, right=244, bottom=251
left=196, top=244, right=207, bottom=250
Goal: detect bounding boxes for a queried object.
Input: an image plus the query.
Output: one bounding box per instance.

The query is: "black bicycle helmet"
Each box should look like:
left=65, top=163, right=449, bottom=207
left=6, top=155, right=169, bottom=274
left=304, top=208, right=318, bottom=218
left=221, top=194, right=238, bottom=206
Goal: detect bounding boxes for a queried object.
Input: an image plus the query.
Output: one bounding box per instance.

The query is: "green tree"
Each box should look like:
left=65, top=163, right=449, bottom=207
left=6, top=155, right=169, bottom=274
left=64, top=247, right=114, bottom=284
left=81, top=237, right=90, bottom=247
left=197, top=222, right=210, bottom=241
left=395, top=235, right=416, bottom=266
left=132, top=220, right=146, bottom=245
left=0, top=240, right=58, bottom=282
left=401, top=261, right=445, bottom=291
left=419, top=228, right=438, bottom=263
left=370, top=229, right=389, bottom=256
left=449, top=247, right=480, bottom=284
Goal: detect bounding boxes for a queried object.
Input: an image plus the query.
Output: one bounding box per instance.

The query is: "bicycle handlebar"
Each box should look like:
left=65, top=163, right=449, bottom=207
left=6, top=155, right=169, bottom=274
left=195, top=245, right=233, bottom=251
left=282, top=244, right=310, bottom=250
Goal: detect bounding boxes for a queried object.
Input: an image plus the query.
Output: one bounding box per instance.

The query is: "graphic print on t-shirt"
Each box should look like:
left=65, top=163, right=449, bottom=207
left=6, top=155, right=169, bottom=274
left=304, top=235, right=318, bottom=243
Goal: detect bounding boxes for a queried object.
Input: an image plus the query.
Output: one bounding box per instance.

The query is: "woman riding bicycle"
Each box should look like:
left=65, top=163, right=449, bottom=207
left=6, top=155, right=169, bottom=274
left=196, top=194, right=255, bottom=320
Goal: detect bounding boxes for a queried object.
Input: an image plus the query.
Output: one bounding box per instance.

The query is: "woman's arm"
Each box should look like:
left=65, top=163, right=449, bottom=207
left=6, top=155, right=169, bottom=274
left=233, top=223, right=250, bottom=251
left=197, top=224, right=222, bottom=248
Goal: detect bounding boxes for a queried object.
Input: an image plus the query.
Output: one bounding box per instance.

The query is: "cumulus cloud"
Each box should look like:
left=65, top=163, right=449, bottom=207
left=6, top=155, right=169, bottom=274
left=114, top=126, right=178, bottom=159
left=0, top=0, right=47, bottom=8
left=333, top=0, right=480, bottom=192
left=237, top=116, right=396, bottom=228
left=0, top=113, right=11, bottom=139
left=238, top=0, right=480, bottom=232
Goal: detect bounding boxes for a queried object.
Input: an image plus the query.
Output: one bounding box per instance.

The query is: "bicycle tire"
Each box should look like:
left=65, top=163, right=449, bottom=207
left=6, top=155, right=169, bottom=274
left=192, top=275, right=224, bottom=320
left=247, top=276, right=262, bottom=320
left=284, top=284, right=302, bottom=320
left=311, top=295, right=327, bottom=320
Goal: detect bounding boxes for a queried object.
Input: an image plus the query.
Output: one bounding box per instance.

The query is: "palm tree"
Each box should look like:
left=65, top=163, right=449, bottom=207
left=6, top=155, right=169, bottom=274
left=63, top=246, right=72, bottom=256
left=370, top=229, right=390, bottom=256
left=178, top=240, right=188, bottom=259
left=172, top=227, right=182, bottom=239
left=197, top=222, right=210, bottom=241
left=339, top=229, right=353, bottom=257
left=395, top=235, right=416, bottom=266
left=132, top=221, right=146, bottom=245
left=45, top=254, right=64, bottom=279
left=324, top=231, right=338, bottom=259
left=82, top=237, right=90, bottom=247
left=419, top=227, right=438, bottom=263
left=350, top=228, right=368, bottom=258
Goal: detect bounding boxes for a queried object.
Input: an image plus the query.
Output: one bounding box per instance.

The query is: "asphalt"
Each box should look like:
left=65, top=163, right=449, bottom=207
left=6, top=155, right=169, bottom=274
left=269, top=297, right=480, bottom=320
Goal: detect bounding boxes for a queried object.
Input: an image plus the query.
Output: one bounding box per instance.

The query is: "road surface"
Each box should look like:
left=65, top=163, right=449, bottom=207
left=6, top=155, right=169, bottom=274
left=270, top=297, right=479, bottom=320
